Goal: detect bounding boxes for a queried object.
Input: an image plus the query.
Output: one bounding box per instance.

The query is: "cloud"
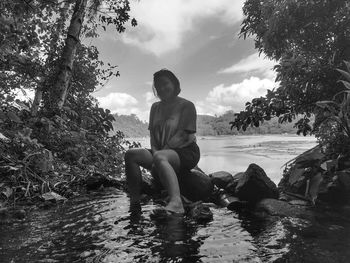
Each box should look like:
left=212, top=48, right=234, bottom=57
left=144, top=91, right=157, bottom=107
left=96, top=92, right=138, bottom=113
left=218, top=52, right=277, bottom=79
left=123, top=0, right=245, bottom=56
left=196, top=77, right=276, bottom=116
left=95, top=92, right=158, bottom=122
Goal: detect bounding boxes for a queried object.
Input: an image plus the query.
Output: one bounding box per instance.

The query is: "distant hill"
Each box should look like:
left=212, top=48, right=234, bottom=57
left=197, top=111, right=302, bottom=136
left=111, top=114, right=149, bottom=138
left=110, top=111, right=309, bottom=138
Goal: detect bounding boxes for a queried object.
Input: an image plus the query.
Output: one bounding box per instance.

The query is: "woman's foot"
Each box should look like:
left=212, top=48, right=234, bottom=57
left=165, top=197, right=185, bottom=214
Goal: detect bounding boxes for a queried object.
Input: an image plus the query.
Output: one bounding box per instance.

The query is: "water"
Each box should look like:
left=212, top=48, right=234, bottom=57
left=132, top=134, right=318, bottom=183
left=2, top=135, right=350, bottom=262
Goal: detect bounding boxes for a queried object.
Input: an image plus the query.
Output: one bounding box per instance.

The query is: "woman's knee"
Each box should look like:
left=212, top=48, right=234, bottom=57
left=153, top=151, right=168, bottom=167
left=125, top=149, right=142, bottom=164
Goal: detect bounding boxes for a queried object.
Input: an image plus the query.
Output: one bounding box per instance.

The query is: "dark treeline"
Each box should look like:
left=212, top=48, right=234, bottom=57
left=111, top=111, right=304, bottom=138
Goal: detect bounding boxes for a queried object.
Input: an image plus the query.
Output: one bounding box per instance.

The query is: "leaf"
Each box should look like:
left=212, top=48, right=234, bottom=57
left=0, top=110, right=7, bottom=121
left=336, top=69, right=350, bottom=82
left=344, top=60, right=350, bottom=72
left=316, top=101, right=336, bottom=108
left=7, top=111, right=22, bottom=123
left=1, top=186, right=13, bottom=199
left=338, top=80, right=350, bottom=90
left=308, top=173, right=323, bottom=204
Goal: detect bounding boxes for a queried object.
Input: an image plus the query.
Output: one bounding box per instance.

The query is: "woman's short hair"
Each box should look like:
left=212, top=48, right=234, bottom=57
left=153, top=69, right=181, bottom=97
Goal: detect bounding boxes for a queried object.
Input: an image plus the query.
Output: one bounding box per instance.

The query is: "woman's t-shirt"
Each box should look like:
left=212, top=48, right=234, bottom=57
left=148, top=96, right=196, bottom=149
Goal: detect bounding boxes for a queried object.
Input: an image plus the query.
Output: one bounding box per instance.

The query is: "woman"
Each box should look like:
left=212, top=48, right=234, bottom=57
left=124, top=69, right=200, bottom=215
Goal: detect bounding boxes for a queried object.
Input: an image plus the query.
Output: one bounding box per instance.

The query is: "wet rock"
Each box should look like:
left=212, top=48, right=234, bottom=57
left=41, top=191, right=67, bottom=202
left=186, top=202, right=213, bottom=223
left=0, top=207, right=26, bottom=221
left=278, top=145, right=325, bottom=194
left=225, top=172, right=244, bottom=193
left=317, top=170, right=350, bottom=204
left=178, top=168, right=214, bottom=202
left=86, top=173, right=124, bottom=190
left=209, top=171, right=234, bottom=189
left=235, top=163, right=279, bottom=203
left=337, top=155, right=350, bottom=170
left=12, top=209, right=26, bottom=220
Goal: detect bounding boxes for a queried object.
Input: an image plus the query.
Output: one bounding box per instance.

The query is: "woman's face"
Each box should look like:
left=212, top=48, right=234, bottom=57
left=155, top=76, right=176, bottom=101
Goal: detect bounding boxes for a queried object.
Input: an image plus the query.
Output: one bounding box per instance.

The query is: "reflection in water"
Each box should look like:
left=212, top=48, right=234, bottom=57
left=1, top=188, right=350, bottom=262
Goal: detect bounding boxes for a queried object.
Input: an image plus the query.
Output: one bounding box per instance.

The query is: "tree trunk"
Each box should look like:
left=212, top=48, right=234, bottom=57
left=48, top=0, right=87, bottom=113
left=31, top=1, right=71, bottom=116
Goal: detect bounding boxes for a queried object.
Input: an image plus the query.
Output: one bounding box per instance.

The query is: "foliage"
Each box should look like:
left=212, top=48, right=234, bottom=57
left=0, top=0, right=138, bottom=206
left=232, top=0, right=350, bottom=135
left=314, top=61, right=350, bottom=157
left=279, top=62, right=350, bottom=204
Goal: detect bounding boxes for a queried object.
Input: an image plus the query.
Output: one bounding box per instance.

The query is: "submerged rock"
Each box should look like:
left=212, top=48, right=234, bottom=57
left=235, top=163, right=279, bottom=203
left=254, top=198, right=313, bottom=219
left=186, top=202, right=213, bottom=223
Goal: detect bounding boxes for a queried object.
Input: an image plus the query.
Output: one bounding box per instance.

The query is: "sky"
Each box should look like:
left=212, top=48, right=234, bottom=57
left=89, top=0, right=277, bottom=122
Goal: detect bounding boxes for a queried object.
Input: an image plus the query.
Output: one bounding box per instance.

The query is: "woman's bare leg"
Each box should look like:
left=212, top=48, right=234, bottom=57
left=153, top=150, right=184, bottom=214
left=124, top=148, right=153, bottom=205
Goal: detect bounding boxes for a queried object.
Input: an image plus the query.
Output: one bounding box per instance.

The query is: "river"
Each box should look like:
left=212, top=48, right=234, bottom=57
left=2, top=135, right=350, bottom=263
left=133, top=134, right=318, bottom=183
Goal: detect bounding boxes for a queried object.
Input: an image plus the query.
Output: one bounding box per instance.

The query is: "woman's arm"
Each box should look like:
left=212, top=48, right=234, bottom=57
left=165, top=130, right=195, bottom=149
left=150, top=131, right=159, bottom=154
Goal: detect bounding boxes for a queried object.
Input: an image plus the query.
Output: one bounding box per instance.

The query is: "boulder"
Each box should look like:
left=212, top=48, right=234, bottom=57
left=209, top=171, right=234, bottom=189
left=150, top=167, right=214, bottom=202
left=235, top=163, right=279, bottom=203
left=178, top=168, right=214, bottom=202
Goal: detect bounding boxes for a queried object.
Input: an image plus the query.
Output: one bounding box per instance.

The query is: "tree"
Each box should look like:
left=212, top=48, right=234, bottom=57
left=45, top=0, right=135, bottom=114
left=0, top=0, right=136, bottom=116
left=231, top=0, right=350, bottom=135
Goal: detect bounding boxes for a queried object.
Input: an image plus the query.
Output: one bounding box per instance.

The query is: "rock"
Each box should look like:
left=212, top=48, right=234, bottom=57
left=317, top=170, right=350, bottom=204
left=41, top=191, right=67, bottom=202
left=178, top=168, right=214, bottom=202
left=337, top=155, right=350, bottom=170
left=225, top=172, right=244, bottom=193
left=209, top=171, right=234, bottom=189
left=235, top=163, right=279, bottom=203
left=278, top=145, right=325, bottom=194
left=186, top=202, right=213, bottom=223
left=150, top=167, right=214, bottom=202
left=0, top=207, right=26, bottom=221
left=86, top=173, right=124, bottom=190
left=12, top=209, right=26, bottom=220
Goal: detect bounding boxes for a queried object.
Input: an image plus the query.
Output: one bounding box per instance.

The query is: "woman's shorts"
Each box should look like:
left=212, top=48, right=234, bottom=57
left=173, top=141, right=200, bottom=171
left=148, top=141, right=200, bottom=171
